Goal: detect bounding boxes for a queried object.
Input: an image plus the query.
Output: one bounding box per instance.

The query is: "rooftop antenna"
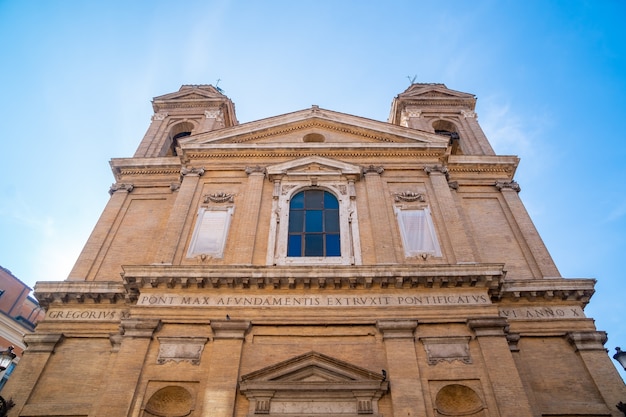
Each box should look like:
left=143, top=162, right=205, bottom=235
left=407, top=75, right=417, bottom=85
left=215, top=78, right=225, bottom=94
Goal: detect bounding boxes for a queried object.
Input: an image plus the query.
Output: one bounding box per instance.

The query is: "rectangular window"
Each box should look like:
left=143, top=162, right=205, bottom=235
left=394, top=207, right=442, bottom=257
left=187, top=207, right=234, bottom=258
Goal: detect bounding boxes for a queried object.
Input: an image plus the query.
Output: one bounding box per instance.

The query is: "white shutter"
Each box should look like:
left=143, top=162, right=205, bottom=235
left=395, top=207, right=441, bottom=257
left=187, top=207, right=233, bottom=258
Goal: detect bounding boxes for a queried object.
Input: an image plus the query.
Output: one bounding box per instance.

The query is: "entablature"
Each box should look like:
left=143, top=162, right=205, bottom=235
left=120, top=264, right=504, bottom=297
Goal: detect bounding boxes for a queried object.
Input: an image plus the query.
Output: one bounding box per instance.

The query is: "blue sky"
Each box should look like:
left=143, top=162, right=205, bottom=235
left=1, top=1, right=625, bottom=375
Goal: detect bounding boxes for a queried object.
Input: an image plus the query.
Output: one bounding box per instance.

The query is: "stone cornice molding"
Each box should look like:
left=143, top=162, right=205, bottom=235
left=110, top=157, right=184, bottom=182
left=493, top=278, right=596, bottom=305
left=567, top=331, right=608, bottom=351
left=34, top=282, right=127, bottom=309
left=121, top=264, right=504, bottom=300
left=183, top=147, right=446, bottom=162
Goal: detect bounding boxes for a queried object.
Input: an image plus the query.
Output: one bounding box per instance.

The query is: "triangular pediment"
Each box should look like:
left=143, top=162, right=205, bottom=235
left=153, top=84, right=226, bottom=101
left=398, top=83, right=475, bottom=100
left=178, top=106, right=450, bottom=148
left=240, top=351, right=385, bottom=384
left=266, top=156, right=362, bottom=178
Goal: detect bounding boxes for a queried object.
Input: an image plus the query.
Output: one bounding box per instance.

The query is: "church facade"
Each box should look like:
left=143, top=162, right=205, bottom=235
left=5, top=84, right=625, bottom=416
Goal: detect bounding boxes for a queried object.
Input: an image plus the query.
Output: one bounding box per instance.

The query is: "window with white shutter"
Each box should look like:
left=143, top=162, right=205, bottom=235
left=394, top=206, right=441, bottom=257
left=187, top=206, right=234, bottom=258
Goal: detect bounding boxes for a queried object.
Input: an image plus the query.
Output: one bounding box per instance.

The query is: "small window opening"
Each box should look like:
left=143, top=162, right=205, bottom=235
left=303, top=133, right=325, bottom=142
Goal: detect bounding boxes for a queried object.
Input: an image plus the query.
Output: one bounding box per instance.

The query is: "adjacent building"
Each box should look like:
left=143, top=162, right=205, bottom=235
left=0, top=266, right=44, bottom=391
left=4, top=84, right=625, bottom=416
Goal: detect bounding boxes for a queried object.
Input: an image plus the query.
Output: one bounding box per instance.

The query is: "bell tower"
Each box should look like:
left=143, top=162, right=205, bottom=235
left=389, top=83, right=494, bottom=155
left=133, top=84, right=238, bottom=158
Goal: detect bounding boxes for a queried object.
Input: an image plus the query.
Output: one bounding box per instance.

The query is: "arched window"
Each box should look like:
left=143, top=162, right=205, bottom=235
left=287, top=190, right=340, bottom=257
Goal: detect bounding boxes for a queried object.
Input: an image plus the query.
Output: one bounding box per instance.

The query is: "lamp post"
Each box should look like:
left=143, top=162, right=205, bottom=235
left=613, top=347, right=626, bottom=417
left=0, top=347, right=15, bottom=417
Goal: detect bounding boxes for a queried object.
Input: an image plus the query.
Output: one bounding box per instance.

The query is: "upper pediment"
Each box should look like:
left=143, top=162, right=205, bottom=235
left=240, top=351, right=386, bottom=384
left=153, top=84, right=226, bottom=101
left=397, top=83, right=476, bottom=100
left=178, top=106, right=450, bottom=148
left=152, top=85, right=231, bottom=113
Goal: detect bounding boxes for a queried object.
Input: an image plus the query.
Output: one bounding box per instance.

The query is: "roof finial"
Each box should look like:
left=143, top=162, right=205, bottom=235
left=215, top=78, right=225, bottom=94
left=407, top=75, right=417, bottom=85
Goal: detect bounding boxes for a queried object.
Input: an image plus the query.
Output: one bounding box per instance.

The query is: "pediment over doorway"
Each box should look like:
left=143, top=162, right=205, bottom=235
left=266, top=156, right=362, bottom=182
left=239, top=352, right=388, bottom=417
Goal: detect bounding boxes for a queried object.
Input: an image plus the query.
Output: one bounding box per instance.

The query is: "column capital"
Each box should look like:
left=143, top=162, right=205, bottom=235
left=424, top=165, right=449, bottom=177
left=495, top=180, right=521, bottom=193
left=245, top=165, right=266, bottom=176
left=109, top=183, right=134, bottom=195
left=467, top=317, right=509, bottom=336
left=567, top=331, right=607, bottom=351
left=23, top=333, right=63, bottom=353
left=362, top=165, right=384, bottom=175
left=121, top=318, right=161, bottom=338
left=152, top=111, right=168, bottom=121
left=181, top=167, right=205, bottom=177
left=211, top=319, right=251, bottom=340
left=376, top=320, right=418, bottom=340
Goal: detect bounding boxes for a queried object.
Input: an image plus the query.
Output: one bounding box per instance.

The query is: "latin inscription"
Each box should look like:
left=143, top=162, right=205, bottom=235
left=46, top=309, right=130, bottom=321
left=137, top=293, right=490, bottom=307
left=499, top=306, right=585, bottom=320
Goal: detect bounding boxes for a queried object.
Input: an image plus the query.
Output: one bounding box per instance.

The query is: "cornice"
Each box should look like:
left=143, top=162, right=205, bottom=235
left=183, top=147, right=446, bottom=161
left=120, top=264, right=505, bottom=298
left=493, top=278, right=596, bottom=305
left=34, top=282, right=127, bottom=309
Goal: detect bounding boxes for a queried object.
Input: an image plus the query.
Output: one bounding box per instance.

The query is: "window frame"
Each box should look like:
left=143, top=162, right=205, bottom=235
left=287, top=189, right=341, bottom=258
left=186, top=206, right=234, bottom=259
left=394, top=205, right=442, bottom=258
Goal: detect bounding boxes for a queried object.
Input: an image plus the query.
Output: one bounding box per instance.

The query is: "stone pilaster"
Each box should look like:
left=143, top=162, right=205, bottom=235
left=567, top=331, right=626, bottom=417
left=467, top=318, right=534, bottom=417
left=231, top=167, right=265, bottom=264
left=68, top=184, right=133, bottom=280
left=91, top=319, right=160, bottom=417
left=424, top=165, right=475, bottom=263
left=202, top=320, right=250, bottom=417
left=496, top=181, right=560, bottom=278
left=363, top=166, right=396, bottom=264
left=376, top=320, right=427, bottom=417
left=2, top=333, right=63, bottom=416
left=154, top=168, right=205, bottom=264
